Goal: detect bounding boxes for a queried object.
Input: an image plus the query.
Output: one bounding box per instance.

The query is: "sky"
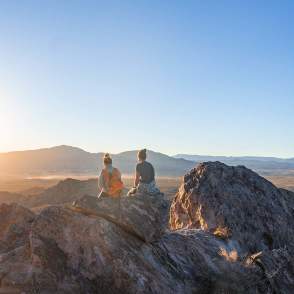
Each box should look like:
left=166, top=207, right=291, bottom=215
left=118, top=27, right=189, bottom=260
left=0, top=0, right=293, bottom=157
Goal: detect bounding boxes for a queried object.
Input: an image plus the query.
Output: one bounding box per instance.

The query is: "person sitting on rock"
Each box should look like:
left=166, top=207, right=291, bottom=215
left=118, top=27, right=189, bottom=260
left=128, top=149, right=161, bottom=196
left=98, top=153, right=124, bottom=198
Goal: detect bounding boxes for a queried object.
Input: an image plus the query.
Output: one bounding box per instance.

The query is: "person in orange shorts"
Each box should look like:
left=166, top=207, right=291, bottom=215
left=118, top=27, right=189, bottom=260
left=98, top=153, right=124, bottom=198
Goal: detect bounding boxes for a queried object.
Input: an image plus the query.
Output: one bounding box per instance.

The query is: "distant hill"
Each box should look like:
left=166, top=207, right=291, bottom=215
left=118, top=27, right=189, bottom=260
left=0, top=145, right=195, bottom=177
left=24, top=178, right=98, bottom=208
left=0, top=146, right=293, bottom=178
left=174, top=154, right=294, bottom=175
left=0, top=191, right=24, bottom=204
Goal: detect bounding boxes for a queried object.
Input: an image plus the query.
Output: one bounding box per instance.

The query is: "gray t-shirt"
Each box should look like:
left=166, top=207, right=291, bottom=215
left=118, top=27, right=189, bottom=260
left=136, top=161, right=155, bottom=184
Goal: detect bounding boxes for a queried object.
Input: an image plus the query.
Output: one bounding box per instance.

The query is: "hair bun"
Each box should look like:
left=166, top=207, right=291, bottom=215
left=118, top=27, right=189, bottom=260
left=103, top=153, right=112, bottom=164
left=138, top=148, right=147, bottom=160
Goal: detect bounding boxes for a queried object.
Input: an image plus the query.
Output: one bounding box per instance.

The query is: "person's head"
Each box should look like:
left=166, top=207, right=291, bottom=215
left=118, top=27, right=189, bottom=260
left=137, top=149, right=147, bottom=162
left=103, top=153, right=112, bottom=167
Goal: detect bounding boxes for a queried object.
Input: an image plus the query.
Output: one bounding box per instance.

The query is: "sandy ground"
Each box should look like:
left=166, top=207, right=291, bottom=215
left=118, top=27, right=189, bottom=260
left=266, top=176, right=294, bottom=192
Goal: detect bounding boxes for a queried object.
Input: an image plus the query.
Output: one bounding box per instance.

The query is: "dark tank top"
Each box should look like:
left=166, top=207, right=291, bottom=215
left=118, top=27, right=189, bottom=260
left=136, top=161, right=155, bottom=184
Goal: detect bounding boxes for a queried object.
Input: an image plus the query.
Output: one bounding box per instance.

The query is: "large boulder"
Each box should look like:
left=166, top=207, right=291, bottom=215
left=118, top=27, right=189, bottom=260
left=170, top=161, right=294, bottom=253
left=4, top=205, right=270, bottom=293
left=71, top=193, right=169, bottom=243
left=29, top=206, right=176, bottom=293
left=0, top=203, right=35, bottom=293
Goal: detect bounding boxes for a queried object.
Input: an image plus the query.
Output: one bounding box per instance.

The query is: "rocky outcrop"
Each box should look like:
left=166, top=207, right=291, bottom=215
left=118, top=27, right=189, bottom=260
left=0, top=204, right=35, bottom=293
left=169, top=162, right=294, bottom=292
left=71, top=193, right=168, bottom=242
left=25, top=178, right=98, bottom=208
left=0, top=204, right=267, bottom=293
left=170, top=162, right=294, bottom=253
left=0, top=203, right=34, bottom=254
left=1, top=162, right=294, bottom=293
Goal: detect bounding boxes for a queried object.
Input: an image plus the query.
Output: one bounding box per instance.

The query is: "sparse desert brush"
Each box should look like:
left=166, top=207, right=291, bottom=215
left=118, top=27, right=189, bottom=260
left=219, top=247, right=238, bottom=262
left=213, top=226, right=231, bottom=239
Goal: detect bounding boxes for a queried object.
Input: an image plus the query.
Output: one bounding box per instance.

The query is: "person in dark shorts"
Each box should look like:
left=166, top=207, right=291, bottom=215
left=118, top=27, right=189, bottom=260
left=128, top=149, right=160, bottom=196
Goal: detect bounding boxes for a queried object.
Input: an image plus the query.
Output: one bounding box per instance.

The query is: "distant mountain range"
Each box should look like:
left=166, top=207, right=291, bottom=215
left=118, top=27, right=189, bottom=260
left=0, top=145, right=293, bottom=178
left=174, top=154, right=294, bottom=175
left=0, top=145, right=195, bottom=177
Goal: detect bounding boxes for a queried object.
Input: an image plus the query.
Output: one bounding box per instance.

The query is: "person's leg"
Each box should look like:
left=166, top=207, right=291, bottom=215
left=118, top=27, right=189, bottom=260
left=98, top=191, right=109, bottom=198
left=137, top=182, right=148, bottom=194
left=146, top=181, right=161, bottom=195
left=127, top=187, right=137, bottom=196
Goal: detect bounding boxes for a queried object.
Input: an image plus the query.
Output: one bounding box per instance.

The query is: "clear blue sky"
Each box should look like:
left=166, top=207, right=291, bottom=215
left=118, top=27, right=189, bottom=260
left=0, top=0, right=293, bottom=157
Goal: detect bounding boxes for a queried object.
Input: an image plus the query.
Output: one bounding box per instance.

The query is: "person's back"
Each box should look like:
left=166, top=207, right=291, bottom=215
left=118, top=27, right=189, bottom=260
left=98, top=153, right=124, bottom=198
left=136, top=160, right=155, bottom=184
left=128, top=149, right=161, bottom=196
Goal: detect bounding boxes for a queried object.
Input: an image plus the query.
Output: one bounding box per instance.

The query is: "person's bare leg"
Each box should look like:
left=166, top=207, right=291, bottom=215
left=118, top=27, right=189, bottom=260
left=98, top=191, right=109, bottom=198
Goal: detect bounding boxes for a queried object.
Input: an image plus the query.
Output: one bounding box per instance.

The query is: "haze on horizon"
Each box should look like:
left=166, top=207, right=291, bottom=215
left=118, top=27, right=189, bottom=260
left=0, top=1, right=293, bottom=158
left=0, top=145, right=293, bottom=161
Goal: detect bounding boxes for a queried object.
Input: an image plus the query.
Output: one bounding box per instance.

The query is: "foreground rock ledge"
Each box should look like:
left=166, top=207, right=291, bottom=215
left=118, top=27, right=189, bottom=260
left=0, top=204, right=269, bottom=293
left=71, top=193, right=168, bottom=243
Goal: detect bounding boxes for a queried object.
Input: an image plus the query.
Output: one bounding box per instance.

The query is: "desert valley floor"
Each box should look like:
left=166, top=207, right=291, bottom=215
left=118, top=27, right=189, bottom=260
left=0, top=174, right=293, bottom=199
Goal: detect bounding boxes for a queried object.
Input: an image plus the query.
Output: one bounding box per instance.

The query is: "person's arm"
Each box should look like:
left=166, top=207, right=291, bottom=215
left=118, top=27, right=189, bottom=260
left=134, top=164, right=140, bottom=187
left=134, top=171, right=140, bottom=187
left=151, top=164, right=155, bottom=180
left=117, top=169, right=122, bottom=182
left=98, top=171, right=107, bottom=192
left=117, top=170, right=123, bottom=183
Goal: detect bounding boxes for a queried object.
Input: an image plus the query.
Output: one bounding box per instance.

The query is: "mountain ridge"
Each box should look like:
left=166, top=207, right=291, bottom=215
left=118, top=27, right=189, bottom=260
left=0, top=145, right=195, bottom=177
left=174, top=153, right=294, bottom=173
left=174, top=153, right=294, bottom=161
left=0, top=145, right=293, bottom=177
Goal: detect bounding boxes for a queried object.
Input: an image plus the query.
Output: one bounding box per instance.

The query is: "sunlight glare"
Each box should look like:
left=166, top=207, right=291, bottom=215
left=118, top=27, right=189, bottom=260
left=0, top=90, right=16, bottom=151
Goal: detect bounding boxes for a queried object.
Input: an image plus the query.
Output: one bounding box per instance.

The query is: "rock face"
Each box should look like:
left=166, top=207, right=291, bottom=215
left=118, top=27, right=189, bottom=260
left=0, top=204, right=265, bottom=293
left=0, top=203, right=35, bottom=254
left=1, top=162, right=294, bottom=293
left=170, top=162, right=294, bottom=292
left=170, top=161, right=294, bottom=253
left=72, top=193, right=168, bottom=242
